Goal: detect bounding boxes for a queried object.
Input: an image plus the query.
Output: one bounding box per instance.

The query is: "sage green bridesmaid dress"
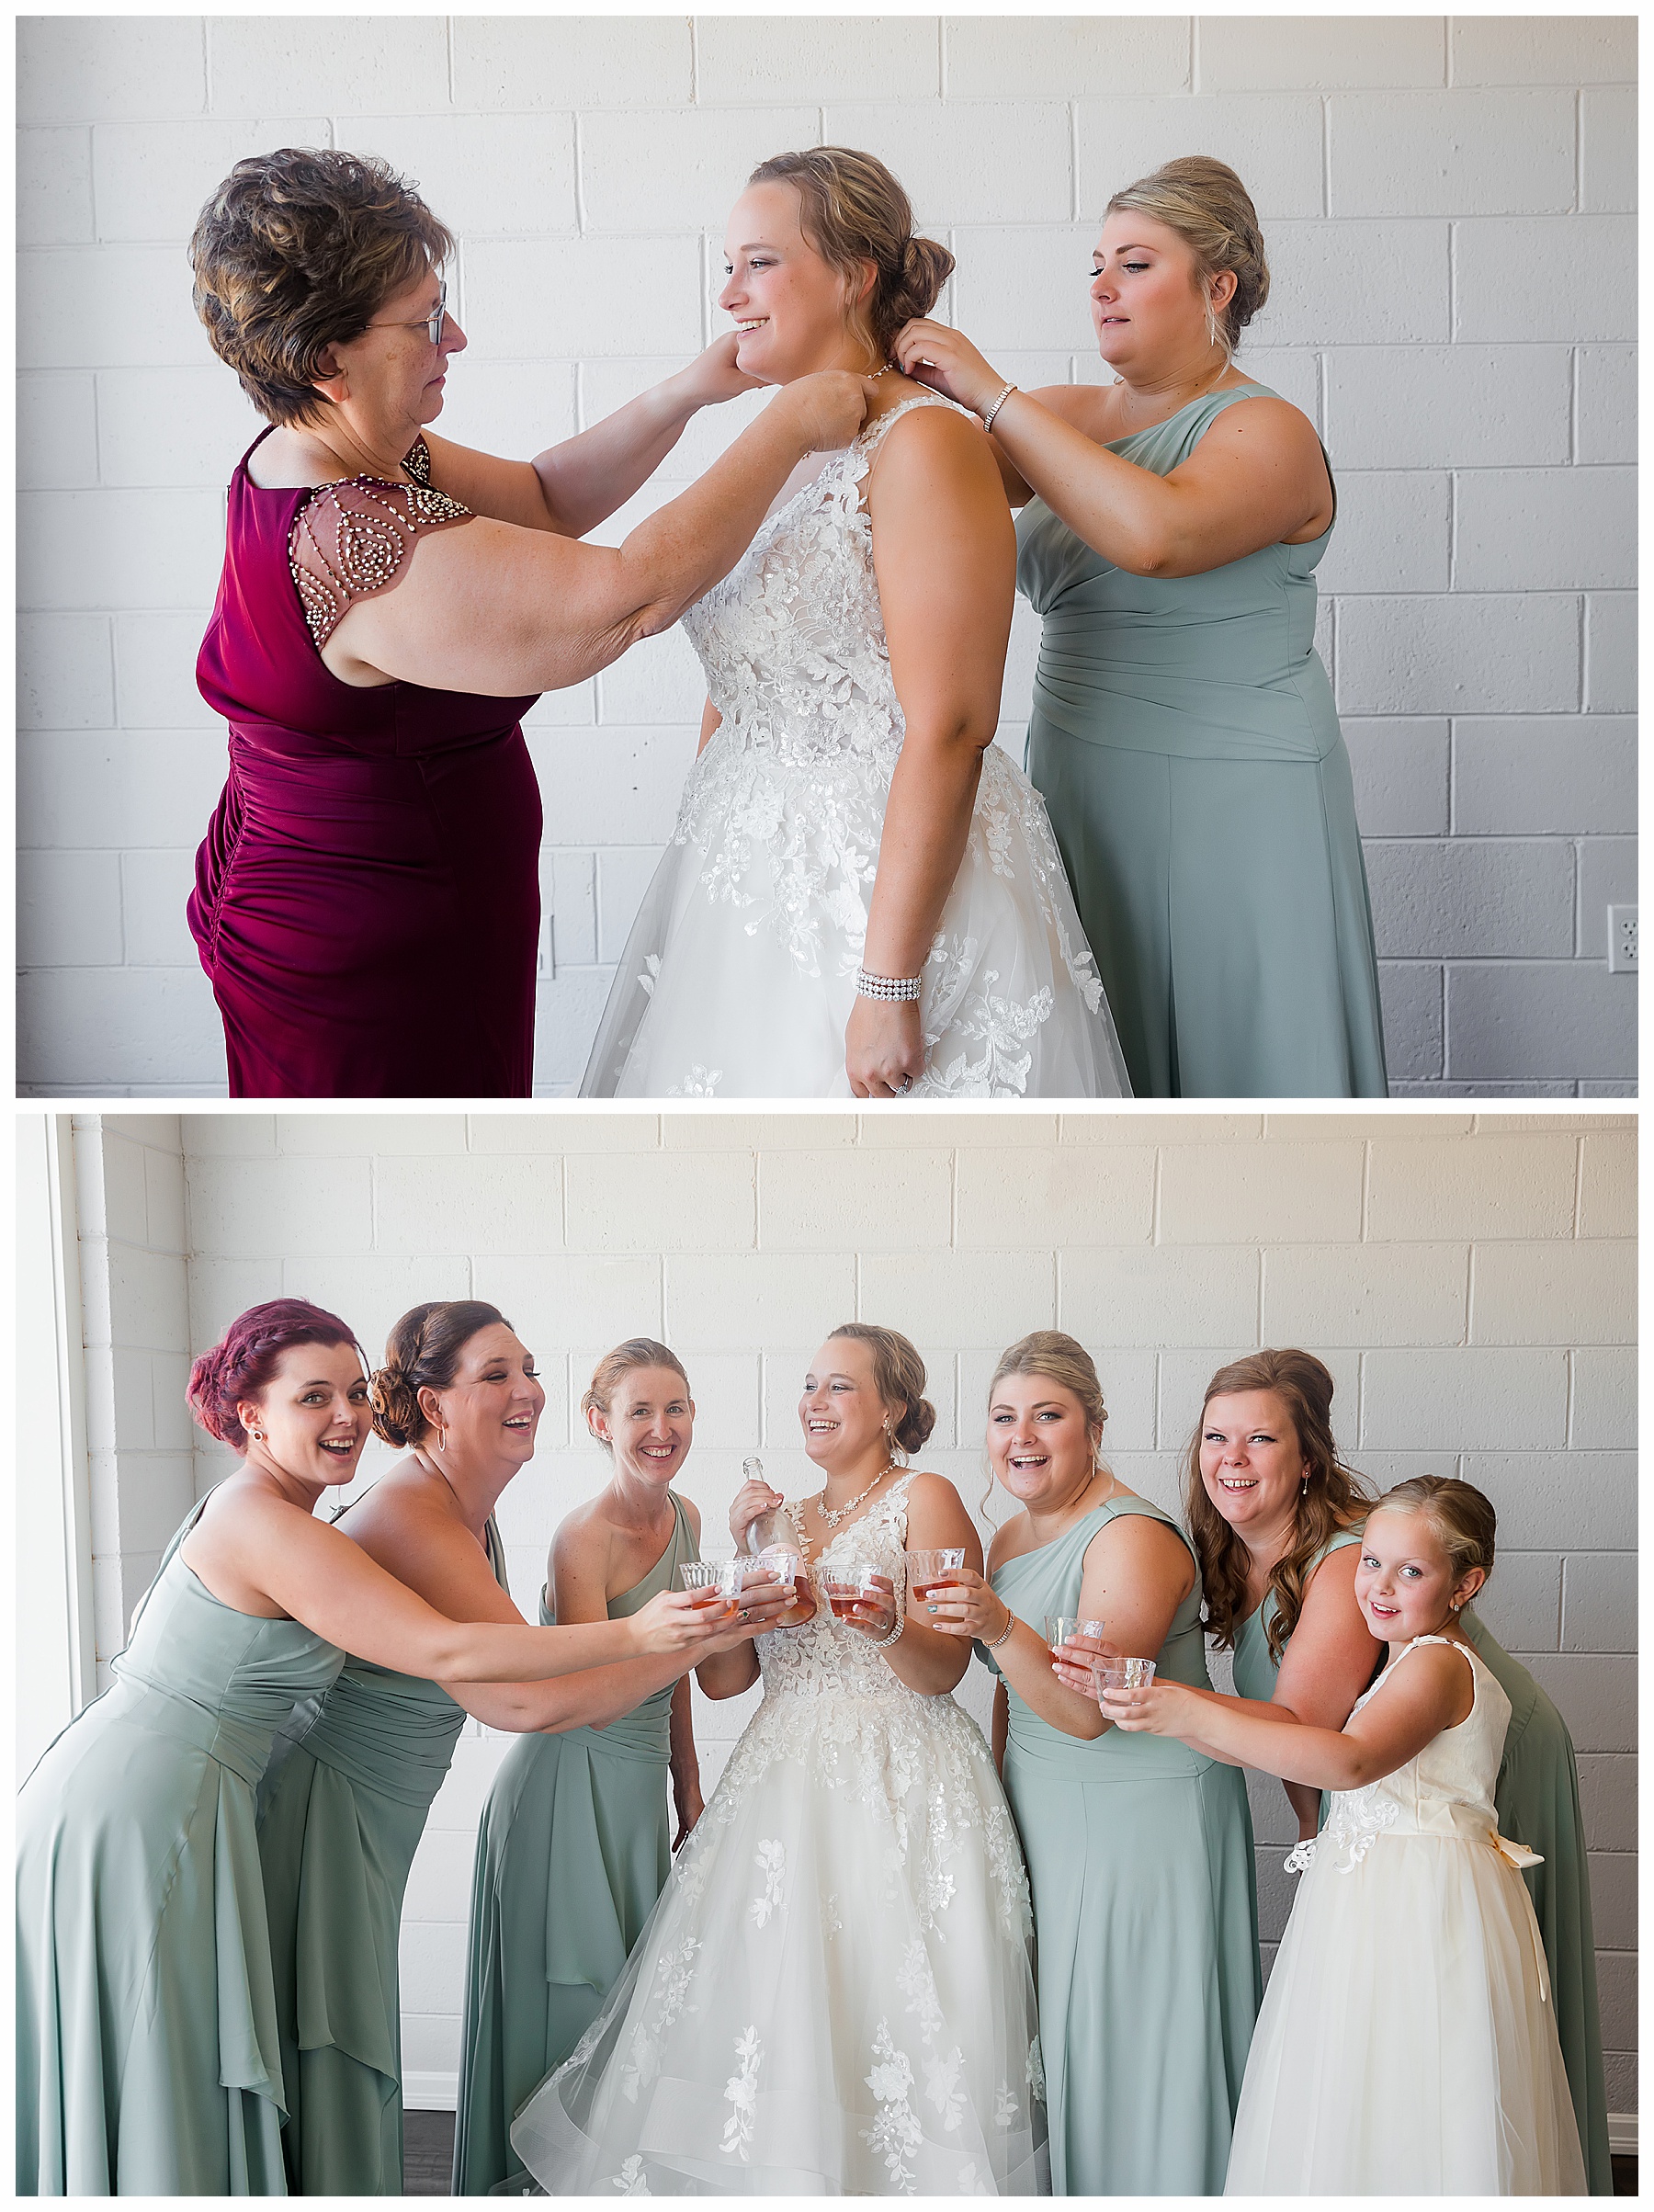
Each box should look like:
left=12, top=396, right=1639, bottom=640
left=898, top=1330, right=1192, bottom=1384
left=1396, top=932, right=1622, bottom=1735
left=980, top=1494, right=1261, bottom=2195
left=1230, top=1526, right=1365, bottom=1712
left=17, top=1498, right=343, bottom=2195
left=255, top=1509, right=510, bottom=2195
left=1461, top=1609, right=1613, bottom=2194
left=451, top=1493, right=697, bottom=2195
left=1015, top=382, right=1388, bottom=1098
left=1233, top=1540, right=1611, bottom=2193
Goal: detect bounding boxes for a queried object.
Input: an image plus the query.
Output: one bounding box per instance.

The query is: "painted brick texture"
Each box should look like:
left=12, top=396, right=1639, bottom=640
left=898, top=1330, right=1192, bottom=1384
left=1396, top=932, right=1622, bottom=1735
left=153, top=1109, right=1639, bottom=2106
left=17, top=17, right=1637, bottom=1098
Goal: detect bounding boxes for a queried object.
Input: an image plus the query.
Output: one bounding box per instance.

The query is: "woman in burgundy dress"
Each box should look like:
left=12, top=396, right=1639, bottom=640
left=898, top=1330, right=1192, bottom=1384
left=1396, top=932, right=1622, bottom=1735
left=187, top=147, right=868, bottom=1096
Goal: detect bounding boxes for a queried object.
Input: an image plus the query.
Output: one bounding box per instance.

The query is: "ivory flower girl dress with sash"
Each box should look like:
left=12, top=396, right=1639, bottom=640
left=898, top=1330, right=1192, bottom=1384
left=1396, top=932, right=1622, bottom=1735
left=1225, top=1634, right=1585, bottom=2195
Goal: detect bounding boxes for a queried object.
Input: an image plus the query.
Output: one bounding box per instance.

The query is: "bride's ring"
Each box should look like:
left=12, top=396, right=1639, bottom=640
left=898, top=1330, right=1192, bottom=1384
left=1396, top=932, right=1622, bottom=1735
left=738, top=1608, right=749, bottom=1622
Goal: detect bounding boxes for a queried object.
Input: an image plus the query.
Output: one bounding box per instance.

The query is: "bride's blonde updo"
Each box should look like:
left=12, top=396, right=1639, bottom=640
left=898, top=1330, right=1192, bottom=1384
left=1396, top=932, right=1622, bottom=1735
left=748, top=145, right=955, bottom=363
left=827, top=1322, right=935, bottom=1460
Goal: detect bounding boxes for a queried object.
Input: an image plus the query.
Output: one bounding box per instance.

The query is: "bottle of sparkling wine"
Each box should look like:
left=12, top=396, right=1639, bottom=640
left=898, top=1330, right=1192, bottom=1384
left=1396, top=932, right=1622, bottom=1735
left=741, top=1457, right=815, bottom=1622
left=741, top=1455, right=801, bottom=1558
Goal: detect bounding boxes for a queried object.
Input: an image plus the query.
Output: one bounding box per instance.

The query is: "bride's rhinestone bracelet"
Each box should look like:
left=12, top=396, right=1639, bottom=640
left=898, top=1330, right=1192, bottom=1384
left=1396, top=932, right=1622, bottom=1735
left=855, top=969, right=923, bottom=1002
left=980, top=381, right=1018, bottom=431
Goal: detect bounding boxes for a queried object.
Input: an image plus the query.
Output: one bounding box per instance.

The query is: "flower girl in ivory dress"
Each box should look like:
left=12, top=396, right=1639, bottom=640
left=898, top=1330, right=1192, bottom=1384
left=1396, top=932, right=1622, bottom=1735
left=1100, top=1476, right=1585, bottom=2196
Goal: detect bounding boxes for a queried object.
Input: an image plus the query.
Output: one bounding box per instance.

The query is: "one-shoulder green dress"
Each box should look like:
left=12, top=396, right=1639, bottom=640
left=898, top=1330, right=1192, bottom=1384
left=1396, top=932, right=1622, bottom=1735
left=1235, top=1553, right=1611, bottom=2193
left=17, top=1498, right=344, bottom=2195
left=1015, top=382, right=1388, bottom=1098
left=255, top=1508, right=510, bottom=2195
left=451, top=1493, right=698, bottom=2195
left=981, top=1494, right=1261, bottom=2195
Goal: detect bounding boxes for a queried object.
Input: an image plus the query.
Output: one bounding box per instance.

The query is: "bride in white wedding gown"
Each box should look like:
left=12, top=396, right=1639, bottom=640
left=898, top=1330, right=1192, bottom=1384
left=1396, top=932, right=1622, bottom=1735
left=581, top=147, right=1128, bottom=1101
left=510, top=1326, right=1048, bottom=2195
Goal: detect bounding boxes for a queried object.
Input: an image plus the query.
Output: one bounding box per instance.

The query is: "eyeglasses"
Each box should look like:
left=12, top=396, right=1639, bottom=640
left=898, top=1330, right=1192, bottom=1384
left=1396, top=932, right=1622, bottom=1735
left=368, top=277, right=448, bottom=346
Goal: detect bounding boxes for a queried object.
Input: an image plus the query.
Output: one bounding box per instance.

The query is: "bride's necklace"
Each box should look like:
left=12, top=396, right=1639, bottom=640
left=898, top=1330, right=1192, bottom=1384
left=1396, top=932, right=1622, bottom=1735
left=805, top=1460, right=896, bottom=1541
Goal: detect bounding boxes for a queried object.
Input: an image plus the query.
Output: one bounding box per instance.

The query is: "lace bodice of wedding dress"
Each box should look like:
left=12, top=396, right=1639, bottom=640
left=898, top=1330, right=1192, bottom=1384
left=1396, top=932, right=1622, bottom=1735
left=509, top=1473, right=1048, bottom=2195
left=579, top=391, right=1129, bottom=1099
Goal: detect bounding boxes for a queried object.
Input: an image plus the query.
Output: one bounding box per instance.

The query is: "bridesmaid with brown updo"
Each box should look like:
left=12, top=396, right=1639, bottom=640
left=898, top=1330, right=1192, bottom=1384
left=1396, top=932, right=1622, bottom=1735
left=255, top=1302, right=775, bottom=2195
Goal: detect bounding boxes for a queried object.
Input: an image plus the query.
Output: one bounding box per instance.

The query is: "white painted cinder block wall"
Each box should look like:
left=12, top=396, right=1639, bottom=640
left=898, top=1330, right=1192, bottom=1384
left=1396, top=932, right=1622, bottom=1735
left=17, top=15, right=1638, bottom=1097
left=141, top=1108, right=1637, bottom=2112
left=69, top=1113, right=196, bottom=1692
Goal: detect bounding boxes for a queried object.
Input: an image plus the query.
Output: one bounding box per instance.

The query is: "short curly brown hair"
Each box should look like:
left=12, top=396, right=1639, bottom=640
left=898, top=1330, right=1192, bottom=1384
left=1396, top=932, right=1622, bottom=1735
left=189, top=145, right=453, bottom=429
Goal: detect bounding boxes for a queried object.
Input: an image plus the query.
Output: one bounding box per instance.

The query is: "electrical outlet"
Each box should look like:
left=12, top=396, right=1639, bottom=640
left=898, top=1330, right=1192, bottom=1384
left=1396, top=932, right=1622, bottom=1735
left=1607, top=904, right=1637, bottom=974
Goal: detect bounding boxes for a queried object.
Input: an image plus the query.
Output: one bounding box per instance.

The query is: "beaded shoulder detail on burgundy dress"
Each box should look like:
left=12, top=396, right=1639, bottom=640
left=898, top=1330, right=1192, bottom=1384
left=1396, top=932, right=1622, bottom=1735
left=287, top=437, right=471, bottom=649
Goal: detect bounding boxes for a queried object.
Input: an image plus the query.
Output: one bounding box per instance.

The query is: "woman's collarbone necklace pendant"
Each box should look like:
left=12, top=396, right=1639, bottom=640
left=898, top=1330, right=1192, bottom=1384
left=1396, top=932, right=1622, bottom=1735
left=802, top=1459, right=897, bottom=1550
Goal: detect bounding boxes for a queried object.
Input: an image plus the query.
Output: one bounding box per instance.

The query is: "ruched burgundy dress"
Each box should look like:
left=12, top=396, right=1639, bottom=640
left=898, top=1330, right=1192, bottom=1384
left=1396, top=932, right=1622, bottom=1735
left=191, top=431, right=542, bottom=1096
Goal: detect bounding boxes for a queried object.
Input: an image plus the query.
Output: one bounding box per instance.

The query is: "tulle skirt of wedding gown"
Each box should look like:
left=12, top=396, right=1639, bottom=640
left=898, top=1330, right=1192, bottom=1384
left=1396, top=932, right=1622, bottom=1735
left=579, top=735, right=1130, bottom=1099
left=509, top=1684, right=1048, bottom=2195
left=1225, top=1834, right=1586, bottom=2195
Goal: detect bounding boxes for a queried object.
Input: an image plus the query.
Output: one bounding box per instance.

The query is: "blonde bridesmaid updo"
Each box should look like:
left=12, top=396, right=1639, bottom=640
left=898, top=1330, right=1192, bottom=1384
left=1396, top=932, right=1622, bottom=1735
left=1106, top=154, right=1270, bottom=357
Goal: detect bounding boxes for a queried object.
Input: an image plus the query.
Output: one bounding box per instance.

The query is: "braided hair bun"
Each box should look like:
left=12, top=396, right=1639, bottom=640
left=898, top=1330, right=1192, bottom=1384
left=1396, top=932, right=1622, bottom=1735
left=186, top=1297, right=358, bottom=1452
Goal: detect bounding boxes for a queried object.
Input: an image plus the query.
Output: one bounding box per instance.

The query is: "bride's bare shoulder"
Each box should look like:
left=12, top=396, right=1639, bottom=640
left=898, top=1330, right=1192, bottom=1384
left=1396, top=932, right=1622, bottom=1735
left=865, top=391, right=1007, bottom=507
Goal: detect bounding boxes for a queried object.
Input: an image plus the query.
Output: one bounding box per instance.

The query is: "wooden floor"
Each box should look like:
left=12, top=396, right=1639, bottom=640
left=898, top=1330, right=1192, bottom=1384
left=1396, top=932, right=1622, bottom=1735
left=402, top=2110, right=1637, bottom=2198
left=402, top=2108, right=456, bottom=2195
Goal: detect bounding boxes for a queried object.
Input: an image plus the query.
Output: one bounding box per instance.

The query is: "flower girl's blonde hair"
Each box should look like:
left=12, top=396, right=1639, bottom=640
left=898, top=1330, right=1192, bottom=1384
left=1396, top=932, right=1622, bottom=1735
left=1371, top=1475, right=1497, bottom=1589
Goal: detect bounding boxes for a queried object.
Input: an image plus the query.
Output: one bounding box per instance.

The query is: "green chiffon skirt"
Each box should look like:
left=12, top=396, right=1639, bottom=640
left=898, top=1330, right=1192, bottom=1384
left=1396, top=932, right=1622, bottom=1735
left=257, top=1741, right=431, bottom=2195
left=1004, top=1739, right=1260, bottom=2195
left=17, top=1681, right=292, bottom=2196
left=452, top=1720, right=673, bottom=2193
left=1463, top=1613, right=1614, bottom=2193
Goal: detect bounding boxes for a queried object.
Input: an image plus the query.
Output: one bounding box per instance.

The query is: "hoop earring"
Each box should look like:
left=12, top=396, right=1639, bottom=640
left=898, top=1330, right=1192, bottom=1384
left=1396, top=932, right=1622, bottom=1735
left=436, top=1423, right=449, bottom=1454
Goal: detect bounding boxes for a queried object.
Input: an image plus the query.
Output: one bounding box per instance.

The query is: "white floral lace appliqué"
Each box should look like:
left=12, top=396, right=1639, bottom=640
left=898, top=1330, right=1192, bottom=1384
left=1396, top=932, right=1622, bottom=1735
left=750, top=1838, right=786, bottom=1927
left=618, top=1934, right=701, bottom=2104
left=1325, top=1782, right=1400, bottom=1872
left=720, top=2026, right=763, bottom=2160
left=607, top=2153, right=651, bottom=2195
left=862, top=2020, right=923, bottom=2194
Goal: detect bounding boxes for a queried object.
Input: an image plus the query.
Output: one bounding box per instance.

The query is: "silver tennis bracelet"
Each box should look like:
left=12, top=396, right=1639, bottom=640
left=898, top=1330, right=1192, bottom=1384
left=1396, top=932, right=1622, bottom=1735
left=855, top=969, right=923, bottom=1002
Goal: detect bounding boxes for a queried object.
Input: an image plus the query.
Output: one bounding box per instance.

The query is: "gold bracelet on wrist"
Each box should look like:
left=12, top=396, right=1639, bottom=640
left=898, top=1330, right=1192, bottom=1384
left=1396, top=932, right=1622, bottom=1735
left=984, top=1601, right=1017, bottom=1649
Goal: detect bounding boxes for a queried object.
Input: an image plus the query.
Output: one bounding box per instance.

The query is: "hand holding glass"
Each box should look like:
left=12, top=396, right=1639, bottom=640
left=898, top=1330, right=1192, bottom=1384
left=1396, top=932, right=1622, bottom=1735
left=1044, top=1615, right=1106, bottom=1654
left=743, top=1547, right=817, bottom=1627
left=905, top=1548, right=967, bottom=1611
left=1094, top=1656, right=1158, bottom=1715
left=822, top=1563, right=896, bottom=1637
left=680, top=1560, right=742, bottom=1614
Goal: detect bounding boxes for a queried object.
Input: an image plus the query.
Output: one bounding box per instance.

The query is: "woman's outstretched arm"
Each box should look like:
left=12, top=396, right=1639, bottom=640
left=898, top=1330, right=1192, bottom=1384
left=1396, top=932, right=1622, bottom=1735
left=848, top=404, right=1015, bottom=1096
left=425, top=335, right=762, bottom=539
left=325, top=371, right=869, bottom=697
left=893, top=317, right=1331, bottom=577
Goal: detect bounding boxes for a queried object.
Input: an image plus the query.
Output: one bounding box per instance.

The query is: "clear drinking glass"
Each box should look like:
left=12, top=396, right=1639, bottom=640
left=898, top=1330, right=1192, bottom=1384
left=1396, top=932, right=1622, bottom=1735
left=1093, top=1655, right=1158, bottom=1702
left=904, top=1548, right=967, bottom=1609
left=680, top=1560, right=741, bottom=1607
left=822, top=1561, right=889, bottom=1629
left=1043, top=1615, right=1106, bottom=1653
